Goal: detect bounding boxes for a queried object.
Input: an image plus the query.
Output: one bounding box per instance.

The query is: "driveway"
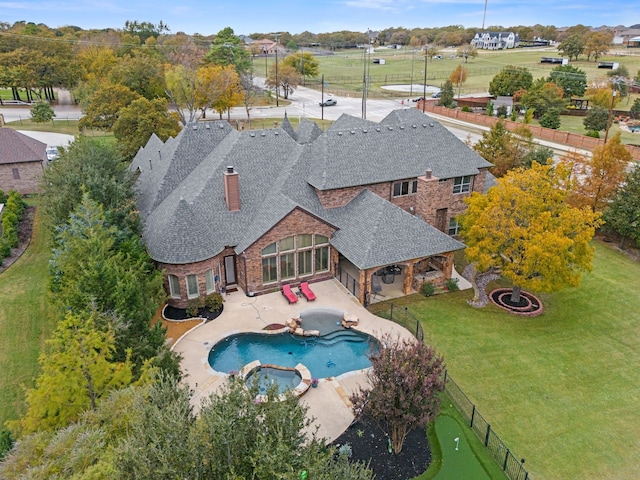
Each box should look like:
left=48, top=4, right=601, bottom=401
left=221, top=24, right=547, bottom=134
left=171, top=278, right=415, bottom=442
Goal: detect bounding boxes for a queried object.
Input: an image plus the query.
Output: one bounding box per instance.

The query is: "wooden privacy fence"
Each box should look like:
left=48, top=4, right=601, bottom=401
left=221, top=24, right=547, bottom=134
left=418, top=103, right=640, bottom=161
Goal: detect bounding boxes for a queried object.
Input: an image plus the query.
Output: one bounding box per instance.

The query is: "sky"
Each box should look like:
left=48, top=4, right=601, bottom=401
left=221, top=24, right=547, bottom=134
left=1, top=0, right=638, bottom=36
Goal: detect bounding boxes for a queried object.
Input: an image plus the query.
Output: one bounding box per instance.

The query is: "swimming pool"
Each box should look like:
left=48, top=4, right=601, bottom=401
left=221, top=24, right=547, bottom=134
left=208, top=326, right=379, bottom=378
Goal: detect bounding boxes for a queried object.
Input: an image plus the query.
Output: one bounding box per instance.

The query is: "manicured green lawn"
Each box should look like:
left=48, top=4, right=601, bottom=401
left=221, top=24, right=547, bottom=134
left=400, top=241, right=640, bottom=480
left=0, top=204, right=57, bottom=425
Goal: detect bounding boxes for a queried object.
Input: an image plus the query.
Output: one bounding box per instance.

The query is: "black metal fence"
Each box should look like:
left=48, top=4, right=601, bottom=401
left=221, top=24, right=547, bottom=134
left=336, top=266, right=359, bottom=299
left=373, top=302, right=531, bottom=480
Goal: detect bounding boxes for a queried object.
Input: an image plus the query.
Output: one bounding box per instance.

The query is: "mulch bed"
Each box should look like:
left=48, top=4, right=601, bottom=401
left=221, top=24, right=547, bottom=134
left=163, top=304, right=223, bottom=321
left=489, top=288, right=543, bottom=316
left=0, top=205, right=35, bottom=274
left=331, top=414, right=431, bottom=480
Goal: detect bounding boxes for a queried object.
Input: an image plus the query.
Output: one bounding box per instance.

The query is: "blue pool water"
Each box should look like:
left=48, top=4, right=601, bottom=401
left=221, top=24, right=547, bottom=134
left=208, top=329, right=379, bottom=378
left=245, top=367, right=302, bottom=395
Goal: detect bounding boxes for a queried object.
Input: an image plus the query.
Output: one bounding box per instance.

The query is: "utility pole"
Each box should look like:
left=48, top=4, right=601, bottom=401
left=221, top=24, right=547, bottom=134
left=604, top=88, right=617, bottom=143
left=362, top=43, right=367, bottom=119
left=273, top=33, right=281, bottom=107
left=422, top=47, right=428, bottom=113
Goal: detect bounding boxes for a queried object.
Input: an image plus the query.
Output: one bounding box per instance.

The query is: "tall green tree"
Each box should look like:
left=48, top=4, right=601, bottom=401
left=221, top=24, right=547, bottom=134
left=458, top=162, right=602, bottom=303
left=489, top=65, right=533, bottom=96
left=548, top=64, right=587, bottom=97
left=603, top=165, right=640, bottom=248
left=282, top=51, right=320, bottom=78
left=109, top=50, right=165, bottom=100
left=164, top=64, right=198, bottom=124
left=30, top=100, right=55, bottom=123
left=438, top=79, right=455, bottom=108
left=583, top=106, right=609, bottom=132
left=113, top=97, right=181, bottom=160
left=350, top=333, right=444, bottom=454
left=78, top=83, right=141, bottom=131
left=520, top=78, right=567, bottom=118
left=204, top=27, right=251, bottom=74
left=12, top=310, right=134, bottom=435
left=40, top=138, right=136, bottom=234
left=558, top=34, right=584, bottom=61
left=49, top=194, right=172, bottom=376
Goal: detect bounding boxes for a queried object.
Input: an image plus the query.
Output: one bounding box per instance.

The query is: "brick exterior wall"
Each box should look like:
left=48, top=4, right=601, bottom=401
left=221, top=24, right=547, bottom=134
left=160, top=169, right=488, bottom=307
left=415, top=170, right=487, bottom=232
left=240, top=207, right=336, bottom=296
left=0, top=162, right=44, bottom=195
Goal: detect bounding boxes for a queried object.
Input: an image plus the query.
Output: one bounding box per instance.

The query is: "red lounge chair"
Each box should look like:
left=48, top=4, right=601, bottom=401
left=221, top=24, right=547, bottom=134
left=282, top=284, right=298, bottom=304
left=299, top=281, right=316, bottom=301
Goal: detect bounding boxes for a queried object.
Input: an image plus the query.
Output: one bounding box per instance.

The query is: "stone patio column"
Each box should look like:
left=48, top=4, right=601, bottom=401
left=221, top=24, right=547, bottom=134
left=403, top=261, right=414, bottom=294
left=358, top=269, right=367, bottom=305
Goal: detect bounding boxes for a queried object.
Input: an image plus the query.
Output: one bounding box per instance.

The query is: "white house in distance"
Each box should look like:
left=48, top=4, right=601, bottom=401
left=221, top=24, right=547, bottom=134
left=471, top=32, right=519, bottom=50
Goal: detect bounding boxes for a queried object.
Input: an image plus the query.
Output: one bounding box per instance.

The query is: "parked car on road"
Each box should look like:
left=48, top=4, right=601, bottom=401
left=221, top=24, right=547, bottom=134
left=46, top=146, right=59, bottom=161
left=319, top=98, right=337, bottom=107
left=431, top=92, right=441, bottom=99
left=412, top=97, right=425, bottom=102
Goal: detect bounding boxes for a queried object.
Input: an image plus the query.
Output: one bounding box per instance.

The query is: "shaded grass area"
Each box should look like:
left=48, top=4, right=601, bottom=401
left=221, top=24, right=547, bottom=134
left=388, top=241, right=640, bottom=480
left=0, top=205, right=57, bottom=425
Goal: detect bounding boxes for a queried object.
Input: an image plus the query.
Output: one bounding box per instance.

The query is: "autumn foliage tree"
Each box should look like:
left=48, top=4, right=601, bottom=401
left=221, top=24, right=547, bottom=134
left=449, top=64, right=467, bottom=90
left=565, top=133, right=631, bottom=211
left=265, top=62, right=301, bottom=100
left=458, top=162, right=602, bottom=304
left=350, top=333, right=445, bottom=454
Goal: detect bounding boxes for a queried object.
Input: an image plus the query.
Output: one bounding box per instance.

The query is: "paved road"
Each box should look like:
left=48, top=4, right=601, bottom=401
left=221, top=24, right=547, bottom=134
left=0, top=83, right=581, bottom=156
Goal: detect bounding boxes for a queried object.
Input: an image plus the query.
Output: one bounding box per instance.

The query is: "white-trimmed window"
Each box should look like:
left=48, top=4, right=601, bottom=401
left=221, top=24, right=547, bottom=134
left=262, top=243, right=278, bottom=283
left=260, top=234, right=331, bottom=283
left=186, top=274, right=199, bottom=299
left=168, top=274, right=181, bottom=298
left=453, top=176, right=472, bottom=194
left=393, top=179, right=418, bottom=197
left=315, top=234, right=330, bottom=272
left=205, top=269, right=215, bottom=293
left=448, top=218, right=461, bottom=236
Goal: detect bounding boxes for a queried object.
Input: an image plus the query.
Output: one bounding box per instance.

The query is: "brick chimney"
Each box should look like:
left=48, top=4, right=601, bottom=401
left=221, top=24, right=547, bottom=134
left=223, top=166, right=240, bottom=211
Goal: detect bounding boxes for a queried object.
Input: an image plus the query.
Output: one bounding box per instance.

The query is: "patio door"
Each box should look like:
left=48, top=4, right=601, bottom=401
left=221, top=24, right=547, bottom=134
left=224, top=255, right=237, bottom=286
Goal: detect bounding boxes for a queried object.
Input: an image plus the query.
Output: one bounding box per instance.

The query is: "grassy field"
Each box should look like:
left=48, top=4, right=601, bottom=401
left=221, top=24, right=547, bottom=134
left=0, top=204, right=57, bottom=425
left=310, top=47, right=640, bottom=108
left=387, top=241, right=640, bottom=480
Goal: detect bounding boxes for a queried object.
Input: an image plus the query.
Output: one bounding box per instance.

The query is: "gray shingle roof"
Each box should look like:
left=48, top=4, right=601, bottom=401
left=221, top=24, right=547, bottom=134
left=0, top=128, right=46, bottom=164
left=326, top=190, right=464, bottom=269
left=134, top=110, right=483, bottom=266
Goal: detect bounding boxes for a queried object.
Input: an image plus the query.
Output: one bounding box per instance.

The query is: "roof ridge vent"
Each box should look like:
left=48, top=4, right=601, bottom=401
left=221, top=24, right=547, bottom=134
left=363, top=128, right=368, bottom=133
left=192, top=125, right=198, bottom=130
left=350, top=129, right=355, bottom=134
left=422, top=123, right=427, bottom=127
left=274, top=131, right=279, bottom=135
left=412, top=124, right=417, bottom=128
left=219, top=123, right=225, bottom=129
left=429, top=123, right=434, bottom=127
left=261, top=132, right=266, bottom=137
left=250, top=132, right=256, bottom=137
left=388, top=126, right=393, bottom=131
left=375, top=127, right=381, bottom=132
left=399, top=125, right=405, bottom=130
left=338, top=131, right=343, bottom=136
left=205, top=123, right=210, bottom=129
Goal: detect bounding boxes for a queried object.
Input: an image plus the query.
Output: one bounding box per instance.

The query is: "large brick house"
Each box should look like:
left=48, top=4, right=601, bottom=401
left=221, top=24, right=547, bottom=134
left=131, top=109, right=492, bottom=308
left=0, top=128, right=46, bottom=195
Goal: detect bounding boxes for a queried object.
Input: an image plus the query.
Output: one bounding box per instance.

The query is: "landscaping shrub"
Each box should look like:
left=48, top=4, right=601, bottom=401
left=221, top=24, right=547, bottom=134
left=421, top=283, right=435, bottom=297
left=185, top=298, right=204, bottom=318
left=445, top=278, right=459, bottom=292
left=496, top=105, right=508, bottom=118
left=586, top=130, right=600, bottom=138
left=0, top=190, right=26, bottom=258
left=461, top=105, right=472, bottom=113
left=205, top=292, right=224, bottom=311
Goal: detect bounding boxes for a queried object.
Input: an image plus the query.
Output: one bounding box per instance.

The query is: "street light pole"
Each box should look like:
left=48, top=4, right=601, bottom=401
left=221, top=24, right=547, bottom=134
left=410, top=48, right=415, bottom=97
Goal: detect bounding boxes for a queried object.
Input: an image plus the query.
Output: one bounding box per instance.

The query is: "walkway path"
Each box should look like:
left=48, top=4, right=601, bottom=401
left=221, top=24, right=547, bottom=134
left=172, top=278, right=414, bottom=442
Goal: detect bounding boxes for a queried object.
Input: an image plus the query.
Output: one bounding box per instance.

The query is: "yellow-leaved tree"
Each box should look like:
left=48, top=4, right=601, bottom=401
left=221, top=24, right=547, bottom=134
left=458, top=162, right=603, bottom=305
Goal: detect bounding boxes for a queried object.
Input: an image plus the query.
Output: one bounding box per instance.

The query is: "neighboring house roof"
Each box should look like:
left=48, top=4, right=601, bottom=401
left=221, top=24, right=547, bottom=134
left=132, top=110, right=478, bottom=268
left=0, top=128, right=46, bottom=164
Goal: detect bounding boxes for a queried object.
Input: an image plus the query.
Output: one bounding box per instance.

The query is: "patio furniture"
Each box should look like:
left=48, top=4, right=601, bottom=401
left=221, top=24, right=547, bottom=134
left=299, top=281, right=316, bottom=301
left=371, top=274, right=383, bottom=298
left=282, top=284, right=298, bottom=304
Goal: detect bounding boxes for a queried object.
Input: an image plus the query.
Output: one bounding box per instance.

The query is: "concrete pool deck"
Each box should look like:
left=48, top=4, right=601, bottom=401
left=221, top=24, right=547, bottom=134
left=172, top=278, right=415, bottom=442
